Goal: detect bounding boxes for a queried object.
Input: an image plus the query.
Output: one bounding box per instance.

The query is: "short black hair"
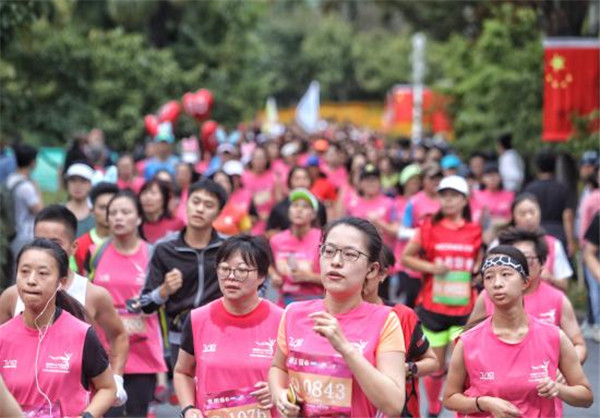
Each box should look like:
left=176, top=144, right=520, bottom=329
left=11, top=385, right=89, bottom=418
left=535, top=150, right=556, bottom=174
left=498, top=227, right=549, bottom=265
left=90, top=182, right=120, bottom=207
left=188, top=178, right=228, bottom=210
left=215, top=234, right=273, bottom=278
left=13, top=143, right=38, bottom=168
left=497, top=133, right=512, bottom=150
left=34, top=204, right=78, bottom=241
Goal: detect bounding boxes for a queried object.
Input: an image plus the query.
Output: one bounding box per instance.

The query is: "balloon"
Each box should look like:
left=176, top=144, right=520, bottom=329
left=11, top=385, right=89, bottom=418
left=157, top=100, right=181, bottom=123
left=200, top=120, right=219, bottom=153
left=182, top=89, right=214, bottom=121
left=144, top=114, right=159, bottom=137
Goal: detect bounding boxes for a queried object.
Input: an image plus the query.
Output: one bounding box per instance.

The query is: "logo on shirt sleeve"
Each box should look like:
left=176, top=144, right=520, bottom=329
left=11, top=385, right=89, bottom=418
left=43, top=352, right=73, bottom=373
left=250, top=339, right=276, bottom=358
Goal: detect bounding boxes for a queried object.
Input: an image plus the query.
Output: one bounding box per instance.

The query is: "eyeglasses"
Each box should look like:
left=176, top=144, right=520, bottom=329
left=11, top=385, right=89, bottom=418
left=319, top=244, right=369, bottom=262
left=525, top=256, right=539, bottom=263
left=216, top=266, right=257, bottom=281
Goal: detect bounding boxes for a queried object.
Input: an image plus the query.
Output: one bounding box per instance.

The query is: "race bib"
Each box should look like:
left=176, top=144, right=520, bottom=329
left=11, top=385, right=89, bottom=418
left=23, top=402, right=62, bottom=418
left=287, top=351, right=352, bottom=417
left=204, top=386, right=271, bottom=418
left=119, top=311, right=147, bottom=340
left=432, top=271, right=471, bottom=306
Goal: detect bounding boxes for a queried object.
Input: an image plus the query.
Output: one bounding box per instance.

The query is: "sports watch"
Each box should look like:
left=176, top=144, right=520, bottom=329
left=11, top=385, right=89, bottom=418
left=180, top=405, right=196, bottom=418
left=406, top=361, right=418, bottom=378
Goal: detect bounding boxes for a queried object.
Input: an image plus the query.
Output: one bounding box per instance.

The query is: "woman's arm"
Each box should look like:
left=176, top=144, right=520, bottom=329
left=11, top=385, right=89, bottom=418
left=548, top=330, right=593, bottom=407
left=268, top=347, right=300, bottom=418
left=467, top=292, right=487, bottom=325
left=559, top=296, right=587, bottom=363
left=401, top=240, right=447, bottom=276
left=0, top=375, right=22, bottom=417
left=412, top=345, right=439, bottom=378
left=173, top=350, right=202, bottom=417
left=84, top=368, right=116, bottom=417
left=584, top=241, right=600, bottom=282
left=310, top=311, right=406, bottom=416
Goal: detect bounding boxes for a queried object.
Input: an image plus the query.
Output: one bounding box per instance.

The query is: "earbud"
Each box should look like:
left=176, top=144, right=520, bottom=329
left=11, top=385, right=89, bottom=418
left=57, top=283, right=62, bottom=291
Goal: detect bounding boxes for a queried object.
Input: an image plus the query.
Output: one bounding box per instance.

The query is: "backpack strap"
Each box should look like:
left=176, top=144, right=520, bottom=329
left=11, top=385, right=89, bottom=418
left=88, top=238, right=113, bottom=281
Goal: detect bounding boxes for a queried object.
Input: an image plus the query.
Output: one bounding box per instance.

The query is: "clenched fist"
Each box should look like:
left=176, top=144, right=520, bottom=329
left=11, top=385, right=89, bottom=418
left=160, top=268, right=183, bottom=299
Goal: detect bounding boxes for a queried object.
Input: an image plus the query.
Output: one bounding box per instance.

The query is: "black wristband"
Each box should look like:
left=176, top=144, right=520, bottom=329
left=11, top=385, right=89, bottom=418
left=475, top=396, right=484, bottom=412
left=180, top=405, right=195, bottom=418
left=81, top=412, right=94, bottom=418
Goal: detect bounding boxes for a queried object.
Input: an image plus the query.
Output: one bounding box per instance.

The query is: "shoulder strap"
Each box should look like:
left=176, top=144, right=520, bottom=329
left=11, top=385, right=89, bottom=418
left=88, top=238, right=113, bottom=281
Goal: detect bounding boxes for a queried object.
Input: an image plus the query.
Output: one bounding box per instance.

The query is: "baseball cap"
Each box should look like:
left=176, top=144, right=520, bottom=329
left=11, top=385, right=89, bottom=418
left=222, top=160, right=244, bottom=176
left=65, top=163, right=94, bottom=182
left=154, top=121, right=174, bottom=144
left=306, top=155, right=320, bottom=167
left=437, top=175, right=470, bottom=196
left=360, top=163, right=380, bottom=180
left=289, top=188, right=318, bottom=211
left=580, top=150, right=599, bottom=167
left=441, top=154, right=461, bottom=170
left=399, top=164, right=421, bottom=186
left=281, top=142, right=300, bottom=157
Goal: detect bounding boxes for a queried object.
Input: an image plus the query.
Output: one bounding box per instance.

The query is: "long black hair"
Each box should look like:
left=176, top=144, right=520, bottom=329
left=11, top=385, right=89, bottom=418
left=321, top=217, right=383, bottom=264
left=16, top=239, right=89, bottom=323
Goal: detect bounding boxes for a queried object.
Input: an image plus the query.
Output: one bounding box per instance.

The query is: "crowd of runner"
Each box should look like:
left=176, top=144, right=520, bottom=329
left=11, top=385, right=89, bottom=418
left=0, top=121, right=598, bottom=417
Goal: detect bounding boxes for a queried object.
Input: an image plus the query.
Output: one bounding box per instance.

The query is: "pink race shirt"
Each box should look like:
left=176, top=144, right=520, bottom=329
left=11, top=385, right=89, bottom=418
left=407, top=191, right=440, bottom=227
left=459, top=315, right=560, bottom=418
left=280, top=300, right=402, bottom=417
left=93, top=241, right=167, bottom=374
left=142, top=217, right=185, bottom=244
left=482, top=280, right=563, bottom=326
left=471, top=190, right=514, bottom=223
left=0, top=311, right=90, bottom=417
left=117, top=177, right=145, bottom=194
left=269, top=228, right=324, bottom=298
left=346, top=193, right=395, bottom=247
left=392, top=195, right=419, bottom=277
left=190, top=299, right=283, bottom=415
left=321, top=164, right=349, bottom=190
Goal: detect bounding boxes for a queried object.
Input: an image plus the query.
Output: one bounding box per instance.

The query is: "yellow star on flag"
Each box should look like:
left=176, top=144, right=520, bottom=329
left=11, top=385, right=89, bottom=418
left=550, top=54, right=566, bottom=72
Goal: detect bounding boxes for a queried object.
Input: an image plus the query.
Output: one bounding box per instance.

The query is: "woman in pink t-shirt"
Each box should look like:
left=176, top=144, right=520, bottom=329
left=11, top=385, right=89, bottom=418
left=139, top=179, right=185, bottom=244
left=173, top=235, right=283, bottom=418
left=270, top=188, right=324, bottom=305
left=0, top=239, right=115, bottom=417
left=444, top=245, right=592, bottom=417
left=93, top=191, right=168, bottom=417
left=116, top=154, right=145, bottom=194
left=269, top=217, right=407, bottom=417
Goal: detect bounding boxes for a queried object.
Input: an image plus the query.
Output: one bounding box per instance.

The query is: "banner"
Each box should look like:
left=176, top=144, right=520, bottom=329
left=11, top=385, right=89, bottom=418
left=542, top=38, right=600, bottom=142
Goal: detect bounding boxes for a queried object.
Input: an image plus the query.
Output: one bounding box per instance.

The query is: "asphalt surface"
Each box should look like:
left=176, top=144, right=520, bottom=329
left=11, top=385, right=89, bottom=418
left=153, top=336, right=599, bottom=417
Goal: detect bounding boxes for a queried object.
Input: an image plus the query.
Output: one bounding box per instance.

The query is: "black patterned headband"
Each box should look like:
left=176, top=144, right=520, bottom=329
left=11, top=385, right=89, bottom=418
left=481, top=254, right=527, bottom=277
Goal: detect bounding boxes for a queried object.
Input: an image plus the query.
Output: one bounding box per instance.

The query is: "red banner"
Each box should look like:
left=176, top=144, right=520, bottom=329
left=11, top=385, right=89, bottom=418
left=542, top=39, right=600, bottom=142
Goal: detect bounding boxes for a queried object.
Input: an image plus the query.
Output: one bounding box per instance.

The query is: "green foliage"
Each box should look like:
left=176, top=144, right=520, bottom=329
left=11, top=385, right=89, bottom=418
left=433, top=5, right=544, bottom=155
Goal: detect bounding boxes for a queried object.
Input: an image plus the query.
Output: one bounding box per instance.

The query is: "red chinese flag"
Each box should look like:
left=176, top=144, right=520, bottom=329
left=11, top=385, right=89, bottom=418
left=542, top=39, right=600, bottom=142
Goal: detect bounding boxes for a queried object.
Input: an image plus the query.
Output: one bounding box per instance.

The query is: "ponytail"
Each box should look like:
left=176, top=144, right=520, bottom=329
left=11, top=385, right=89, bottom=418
left=55, top=290, right=90, bottom=323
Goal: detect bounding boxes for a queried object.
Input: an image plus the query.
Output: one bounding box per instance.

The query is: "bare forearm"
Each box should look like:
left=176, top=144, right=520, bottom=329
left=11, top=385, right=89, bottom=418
left=574, top=343, right=587, bottom=365
left=444, top=393, right=480, bottom=414
left=402, top=255, right=436, bottom=275
left=341, top=348, right=405, bottom=416
left=174, top=372, right=197, bottom=408
left=109, top=333, right=129, bottom=375
left=563, top=210, right=574, bottom=242
left=268, top=366, right=288, bottom=403
left=584, top=245, right=600, bottom=281
left=557, top=383, right=593, bottom=407
left=86, top=387, right=116, bottom=417
left=414, top=356, right=439, bottom=378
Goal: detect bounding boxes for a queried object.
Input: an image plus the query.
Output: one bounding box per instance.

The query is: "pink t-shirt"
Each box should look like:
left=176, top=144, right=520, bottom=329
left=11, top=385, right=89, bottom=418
left=471, top=189, right=514, bottom=223
left=117, top=177, right=145, bottom=194
left=408, top=191, right=440, bottom=227
left=142, top=216, right=185, bottom=244
left=93, top=241, right=167, bottom=374
left=190, top=299, right=283, bottom=414
left=346, top=193, right=395, bottom=247
left=0, top=311, right=90, bottom=417
left=579, top=189, right=600, bottom=244
left=482, top=280, right=563, bottom=326
left=272, top=158, right=291, bottom=190
left=229, top=188, right=252, bottom=214
left=242, top=169, right=277, bottom=234
left=280, top=300, right=403, bottom=417
left=269, top=228, right=323, bottom=297
left=176, top=187, right=189, bottom=225
left=392, top=195, right=420, bottom=277
left=459, top=315, right=560, bottom=418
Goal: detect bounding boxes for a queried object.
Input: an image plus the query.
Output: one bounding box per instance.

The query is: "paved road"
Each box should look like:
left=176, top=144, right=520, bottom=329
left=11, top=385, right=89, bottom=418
left=154, top=337, right=599, bottom=417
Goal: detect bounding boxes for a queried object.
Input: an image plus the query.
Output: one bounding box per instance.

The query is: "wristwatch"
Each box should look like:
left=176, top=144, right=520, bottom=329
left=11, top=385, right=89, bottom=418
left=407, top=361, right=418, bottom=378
left=180, top=405, right=195, bottom=418
left=81, top=412, right=94, bottom=418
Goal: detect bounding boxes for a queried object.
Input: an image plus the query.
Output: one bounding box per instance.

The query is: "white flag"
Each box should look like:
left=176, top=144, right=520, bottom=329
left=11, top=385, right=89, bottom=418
left=296, top=81, right=320, bottom=134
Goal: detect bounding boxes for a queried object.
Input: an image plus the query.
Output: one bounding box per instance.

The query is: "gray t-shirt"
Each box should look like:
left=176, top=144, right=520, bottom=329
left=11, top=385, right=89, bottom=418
left=7, top=173, right=39, bottom=254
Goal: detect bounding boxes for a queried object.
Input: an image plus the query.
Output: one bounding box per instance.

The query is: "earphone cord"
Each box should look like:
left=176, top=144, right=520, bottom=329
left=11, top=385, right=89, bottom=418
left=34, top=286, right=60, bottom=417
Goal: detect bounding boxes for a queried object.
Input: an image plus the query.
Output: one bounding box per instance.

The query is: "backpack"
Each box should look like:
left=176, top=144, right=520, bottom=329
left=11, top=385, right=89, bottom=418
left=0, top=179, right=26, bottom=242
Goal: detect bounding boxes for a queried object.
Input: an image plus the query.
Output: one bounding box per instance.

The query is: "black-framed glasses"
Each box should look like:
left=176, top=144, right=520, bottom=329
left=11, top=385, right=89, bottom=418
left=319, top=244, right=369, bottom=262
left=216, top=266, right=257, bottom=281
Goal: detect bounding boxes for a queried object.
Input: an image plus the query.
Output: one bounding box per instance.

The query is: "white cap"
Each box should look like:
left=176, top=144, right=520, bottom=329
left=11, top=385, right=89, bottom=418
left=281, top=141, right=300, bottom=157
left=65, top=163, right=94, bottom=182
left=437, top=175, right=469, bottom=196
left=223, top=160, right=244, bottom=176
